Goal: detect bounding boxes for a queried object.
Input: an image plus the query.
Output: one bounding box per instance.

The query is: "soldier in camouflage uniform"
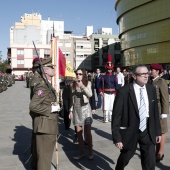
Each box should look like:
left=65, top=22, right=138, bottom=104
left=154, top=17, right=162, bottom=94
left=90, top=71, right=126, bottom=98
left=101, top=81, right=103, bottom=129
left=12, top=74, right=15, bottom=84
left=0, top=72, right=3, bottom=93
left=29, top=57, right=59, bottom=170
left=2, top=74, right=8, bottom=91
left=150, top=64, right=169, bottom=162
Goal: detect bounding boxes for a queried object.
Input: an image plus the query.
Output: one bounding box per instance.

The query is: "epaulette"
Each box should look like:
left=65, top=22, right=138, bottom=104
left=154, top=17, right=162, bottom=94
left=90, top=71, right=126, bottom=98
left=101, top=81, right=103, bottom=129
left=33, top=82, right=40, bottom=91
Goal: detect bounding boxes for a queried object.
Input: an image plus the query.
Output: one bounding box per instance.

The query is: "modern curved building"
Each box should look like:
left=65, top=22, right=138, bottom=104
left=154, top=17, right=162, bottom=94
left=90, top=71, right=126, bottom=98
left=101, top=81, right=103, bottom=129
left=115, top=0, right=170, bottom=68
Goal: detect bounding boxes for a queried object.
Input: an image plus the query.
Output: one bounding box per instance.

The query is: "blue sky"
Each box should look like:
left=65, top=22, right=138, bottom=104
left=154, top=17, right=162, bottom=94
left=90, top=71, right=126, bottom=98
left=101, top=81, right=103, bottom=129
left=0, top=0, right=118, bottom=60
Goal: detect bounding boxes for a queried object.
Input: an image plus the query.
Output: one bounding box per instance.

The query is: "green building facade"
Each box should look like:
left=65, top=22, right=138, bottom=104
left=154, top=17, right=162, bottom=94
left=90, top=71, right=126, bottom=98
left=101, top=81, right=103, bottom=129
left=115, top=0, right=170, bottom=68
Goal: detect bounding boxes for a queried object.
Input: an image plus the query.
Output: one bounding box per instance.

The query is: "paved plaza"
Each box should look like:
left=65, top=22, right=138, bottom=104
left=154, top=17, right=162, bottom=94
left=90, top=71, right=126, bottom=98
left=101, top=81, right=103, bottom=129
left=0, top=81, right=170, bottom=170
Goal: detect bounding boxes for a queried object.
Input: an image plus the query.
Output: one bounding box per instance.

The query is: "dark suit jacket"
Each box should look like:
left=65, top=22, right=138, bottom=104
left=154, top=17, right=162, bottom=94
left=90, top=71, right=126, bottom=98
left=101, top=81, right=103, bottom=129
left=89, top=79, right=96, bottom=110
left=95, top=74, right=102, bottom=93
left=111, top=83, right=161, bottom=150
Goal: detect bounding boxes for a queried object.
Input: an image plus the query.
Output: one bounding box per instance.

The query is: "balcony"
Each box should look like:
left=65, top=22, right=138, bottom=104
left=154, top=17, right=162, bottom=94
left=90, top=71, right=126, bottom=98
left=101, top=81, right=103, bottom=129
left=7, top=53, right=11, bottom=59
left=94, top=44, right=99, bottom=49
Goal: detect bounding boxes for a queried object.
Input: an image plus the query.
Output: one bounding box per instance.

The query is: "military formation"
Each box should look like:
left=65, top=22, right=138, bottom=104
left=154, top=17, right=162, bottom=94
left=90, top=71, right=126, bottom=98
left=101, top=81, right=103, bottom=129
left=26, top=71, right=34, bottom=88
left=0, top=72, right=15, bottom=92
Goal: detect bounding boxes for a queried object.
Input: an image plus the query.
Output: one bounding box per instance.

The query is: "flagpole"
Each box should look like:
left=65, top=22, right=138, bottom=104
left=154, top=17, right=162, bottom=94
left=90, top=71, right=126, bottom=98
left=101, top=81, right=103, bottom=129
left=55, top=36, right=59, bottom=170
left=51, top=35, right=59, bottom=170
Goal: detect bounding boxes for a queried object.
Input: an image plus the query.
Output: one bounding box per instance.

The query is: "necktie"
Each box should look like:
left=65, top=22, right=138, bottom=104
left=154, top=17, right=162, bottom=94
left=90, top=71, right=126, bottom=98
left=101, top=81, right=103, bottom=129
left=139, top=88, right=147, bottom=132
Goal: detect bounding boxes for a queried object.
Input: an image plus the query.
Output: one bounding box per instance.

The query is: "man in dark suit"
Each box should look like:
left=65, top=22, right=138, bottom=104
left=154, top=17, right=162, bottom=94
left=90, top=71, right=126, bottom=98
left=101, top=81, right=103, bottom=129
left=62, top=80, right=73, bottom=130
left=112, top=65, right=162, bottom=170
left=95, top=68, right=102, bottom=108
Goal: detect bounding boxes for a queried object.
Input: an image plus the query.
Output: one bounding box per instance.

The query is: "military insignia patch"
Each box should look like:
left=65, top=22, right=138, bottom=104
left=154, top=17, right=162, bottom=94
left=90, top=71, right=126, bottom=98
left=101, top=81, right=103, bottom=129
left=38, top=90, right=43, bottom=97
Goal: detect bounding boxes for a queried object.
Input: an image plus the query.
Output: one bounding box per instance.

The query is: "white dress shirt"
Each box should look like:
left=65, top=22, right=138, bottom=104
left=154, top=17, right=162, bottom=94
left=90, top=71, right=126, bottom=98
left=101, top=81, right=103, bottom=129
left=133, top=82, right=149, bottom=117
left=117, top=72, right=125, bottom=86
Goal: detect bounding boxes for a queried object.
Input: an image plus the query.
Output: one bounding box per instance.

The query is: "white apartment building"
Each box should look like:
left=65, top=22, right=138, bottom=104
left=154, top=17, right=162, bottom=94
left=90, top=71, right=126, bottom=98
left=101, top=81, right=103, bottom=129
left=73, top=37, right=92, bottom=70
left=8, top=13, right=64, bottom=76
left=58, top=32, right=73, bottom=67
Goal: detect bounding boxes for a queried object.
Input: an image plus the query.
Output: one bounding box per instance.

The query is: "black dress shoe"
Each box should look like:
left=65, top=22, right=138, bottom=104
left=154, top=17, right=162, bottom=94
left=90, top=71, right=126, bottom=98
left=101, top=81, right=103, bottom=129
left=73, top=136, right=78, bottom=143
left=156, top=154, right=164, bottom=162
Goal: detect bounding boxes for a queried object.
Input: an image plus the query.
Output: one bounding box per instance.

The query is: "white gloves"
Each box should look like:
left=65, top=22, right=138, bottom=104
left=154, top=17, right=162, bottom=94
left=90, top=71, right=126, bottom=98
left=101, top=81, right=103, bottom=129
left=51, top=104, right=60, bottom=112
left=160, top=114, right=167, bottom=119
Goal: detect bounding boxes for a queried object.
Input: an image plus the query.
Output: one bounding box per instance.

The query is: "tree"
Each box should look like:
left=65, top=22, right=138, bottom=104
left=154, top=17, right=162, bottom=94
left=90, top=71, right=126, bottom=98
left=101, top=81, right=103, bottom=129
left=0, top=60, right=9, bottom=73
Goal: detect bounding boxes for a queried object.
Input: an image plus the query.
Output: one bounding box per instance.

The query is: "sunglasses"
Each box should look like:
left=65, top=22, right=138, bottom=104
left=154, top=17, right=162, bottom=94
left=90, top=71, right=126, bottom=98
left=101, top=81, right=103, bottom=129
left=48, top=66, right=54, bottom=69
left=135, top=72, right=149, bottom=77
left=76, top=73, right=83, bottom=76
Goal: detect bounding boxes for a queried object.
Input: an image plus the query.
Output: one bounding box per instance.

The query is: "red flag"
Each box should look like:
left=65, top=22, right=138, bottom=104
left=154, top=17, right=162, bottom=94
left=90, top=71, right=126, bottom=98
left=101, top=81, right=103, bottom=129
left=58, top=48, right=66, bottom=76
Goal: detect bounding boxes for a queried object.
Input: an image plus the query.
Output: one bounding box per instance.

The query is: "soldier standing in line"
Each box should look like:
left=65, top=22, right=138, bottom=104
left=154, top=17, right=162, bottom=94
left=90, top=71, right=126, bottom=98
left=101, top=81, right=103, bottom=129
left=29, top=57, right=59, bottom=170
left=99, top=54, right=118, bottom=123
left=150, top=64, right=169, bottom=162
left=12, top=73, right=15, bottom=84
left=29, top=57, right=44, bottom=169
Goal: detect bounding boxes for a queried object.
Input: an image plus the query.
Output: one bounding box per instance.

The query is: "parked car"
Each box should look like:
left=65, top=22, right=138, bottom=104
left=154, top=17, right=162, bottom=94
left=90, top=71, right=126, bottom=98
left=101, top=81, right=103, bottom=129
left=15, top=75, right=24, bottom=81
left=15, top=75, right=20, bottom=81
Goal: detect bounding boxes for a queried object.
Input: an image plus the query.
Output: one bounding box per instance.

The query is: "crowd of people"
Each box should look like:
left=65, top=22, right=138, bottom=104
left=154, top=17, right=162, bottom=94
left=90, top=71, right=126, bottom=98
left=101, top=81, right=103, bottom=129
left=27, top=54, right=169, bottom=170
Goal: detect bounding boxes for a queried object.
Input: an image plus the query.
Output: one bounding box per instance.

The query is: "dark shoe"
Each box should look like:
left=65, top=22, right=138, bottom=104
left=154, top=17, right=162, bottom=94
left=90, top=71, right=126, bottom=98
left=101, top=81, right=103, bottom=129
left=73, top=153, right=85, bottom=160
left=73, top=136, right=78, bottom=143
left=84, top=141, right=93, bottom=147
left=65, top=127, right=70, bottom=130
left=88, top=152, right=94, bottom=160
left=96, top=106, right=101, bottom=109
left=31, top=165, right=37, bottom=170
left=84, top=141, right=89, bottom=147
left=156, top=154, right=164, bottom=162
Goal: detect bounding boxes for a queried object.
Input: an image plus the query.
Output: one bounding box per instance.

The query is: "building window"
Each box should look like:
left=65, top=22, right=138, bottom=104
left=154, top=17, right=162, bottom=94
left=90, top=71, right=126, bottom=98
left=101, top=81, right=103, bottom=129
left=84, top=54, right=88, bottom=58
left=17, top=50, right=24, bottom=55
left=58, top=42, right=63, bottom=47
left=63, top=51, right=70, bottom=57
left=17, top=60, right=24, bottom=64
left=76, top=45, right=84, bottom=49
left=76, top=55, right=84, bottom=58
left=44, top=49, right=50, bottom=59
left=65, top=43, right=71, bottom=47
left=33, top=49, right=40, bottom=56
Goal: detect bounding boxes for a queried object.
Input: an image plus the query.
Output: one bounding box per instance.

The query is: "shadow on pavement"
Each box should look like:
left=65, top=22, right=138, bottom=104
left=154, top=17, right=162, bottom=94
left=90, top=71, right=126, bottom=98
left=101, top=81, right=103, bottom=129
left=58, top=117, right=114, bottom=170
left=91, top=126, right=112, bottom=141
left=12, top=125, right=32, bottom=170
left=156, top=162, right=170, bottom=170
left=92, top=112, right=104, bottom=123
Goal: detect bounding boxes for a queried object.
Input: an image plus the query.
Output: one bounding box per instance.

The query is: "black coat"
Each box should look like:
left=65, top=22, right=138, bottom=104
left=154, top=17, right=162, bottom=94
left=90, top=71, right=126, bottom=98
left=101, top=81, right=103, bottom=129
left=111, top=83, right=161, bottom=150
left=95, top=74, right=102, bottom=93
left=89, top=80, right=96, bottom=110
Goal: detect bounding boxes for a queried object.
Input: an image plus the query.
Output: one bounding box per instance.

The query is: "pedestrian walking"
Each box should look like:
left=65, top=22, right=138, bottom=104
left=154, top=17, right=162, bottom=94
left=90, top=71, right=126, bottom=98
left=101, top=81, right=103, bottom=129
left=116, top=67, right=125, bottom=89
left=62, top=80, right=73, bottom=130
left=112, top=64, right=161, bottom=170
left=94, top=68, right=102, bottom=109
left=69, top=69, right=93, bottom=160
